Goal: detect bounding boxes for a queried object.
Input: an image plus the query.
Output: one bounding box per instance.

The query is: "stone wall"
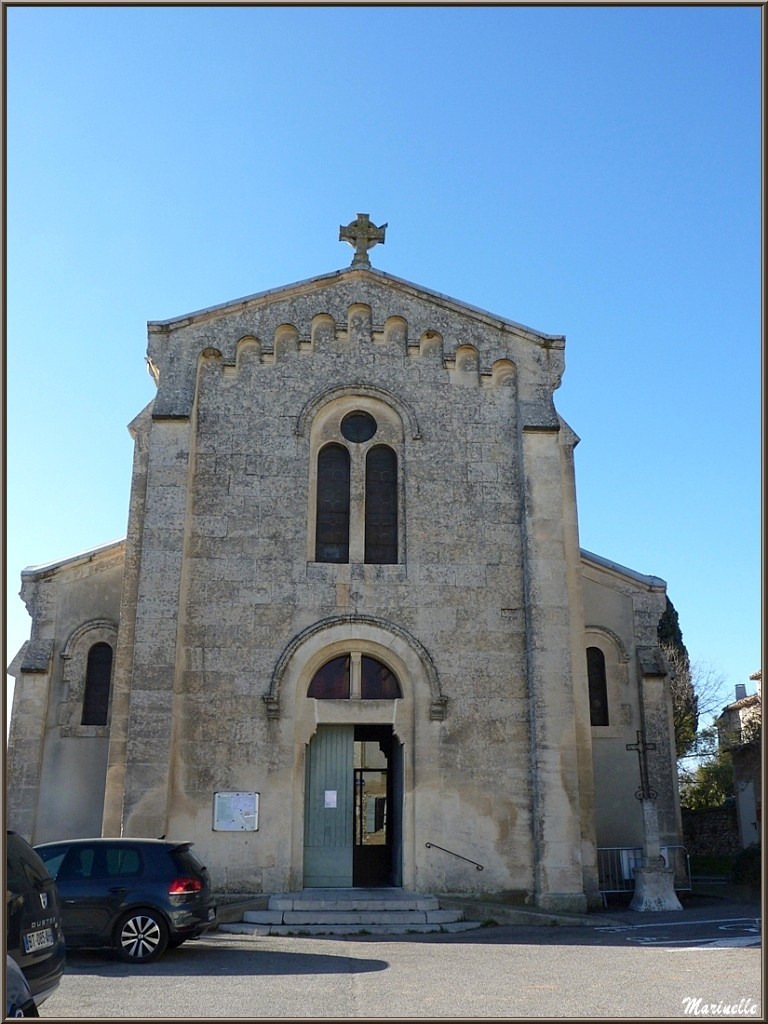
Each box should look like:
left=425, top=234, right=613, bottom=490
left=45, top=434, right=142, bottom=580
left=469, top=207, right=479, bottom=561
left=6, top=542, right=125, bottom=843
left=8, top=264, right=682, bottom=910
left=681, top=804, right=740, bottom=858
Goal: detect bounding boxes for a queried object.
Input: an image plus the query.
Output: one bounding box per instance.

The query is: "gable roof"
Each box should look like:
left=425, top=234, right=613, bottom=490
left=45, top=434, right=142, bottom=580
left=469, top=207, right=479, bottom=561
left=580, top=548, right=666, bottom=590
left=147, top=266, right=564, bottom=348
left=21, top=538, right=126, bottom=580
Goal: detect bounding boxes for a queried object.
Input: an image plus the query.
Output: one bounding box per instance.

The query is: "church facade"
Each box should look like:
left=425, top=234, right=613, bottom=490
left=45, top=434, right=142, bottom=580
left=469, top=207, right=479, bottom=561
left=7, top=218, right=682, bottom=911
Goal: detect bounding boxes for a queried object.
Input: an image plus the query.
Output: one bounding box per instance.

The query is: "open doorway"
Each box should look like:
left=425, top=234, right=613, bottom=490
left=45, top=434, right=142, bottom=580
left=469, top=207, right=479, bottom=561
left=304, top=723, right=402, bottom=888
left=353, top=725, right=402, bottom=886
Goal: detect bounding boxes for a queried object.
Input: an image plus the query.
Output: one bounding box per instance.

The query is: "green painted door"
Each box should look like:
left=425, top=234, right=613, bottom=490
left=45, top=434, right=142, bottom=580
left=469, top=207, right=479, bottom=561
left=303, top=725, right=354, bottom=887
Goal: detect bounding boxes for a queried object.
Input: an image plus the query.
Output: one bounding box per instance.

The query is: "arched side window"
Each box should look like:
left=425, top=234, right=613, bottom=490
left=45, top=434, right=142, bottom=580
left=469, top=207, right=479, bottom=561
left=315, top=444, right=350, bottom=563
left=59, top=619, right=118, bottom=736
left=81, top=642, right=113, bottom=726
left=307, top=655, right=402, bottom=700
left=364, top=446, right=398, bottom=565
left=586, top=646, right=609, bottom=726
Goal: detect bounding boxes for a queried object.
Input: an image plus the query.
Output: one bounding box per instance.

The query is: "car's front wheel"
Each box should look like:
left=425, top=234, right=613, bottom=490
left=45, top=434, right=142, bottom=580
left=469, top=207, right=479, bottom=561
left=115, top=909, right=169, bottom=963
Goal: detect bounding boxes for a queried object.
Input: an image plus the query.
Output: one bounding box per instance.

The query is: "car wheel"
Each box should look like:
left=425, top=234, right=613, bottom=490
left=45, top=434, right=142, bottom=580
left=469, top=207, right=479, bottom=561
left=115, top=909, right=169, bottom=963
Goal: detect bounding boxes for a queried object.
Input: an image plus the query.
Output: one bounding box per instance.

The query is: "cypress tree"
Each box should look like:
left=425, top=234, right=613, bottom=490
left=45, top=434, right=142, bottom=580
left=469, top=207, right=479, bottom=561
left=657, top=597, right=699, bottom=758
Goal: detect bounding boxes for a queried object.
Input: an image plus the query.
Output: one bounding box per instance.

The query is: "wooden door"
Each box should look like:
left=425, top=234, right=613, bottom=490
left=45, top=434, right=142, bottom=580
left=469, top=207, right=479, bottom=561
left=303, top=725, right=354, bottom=887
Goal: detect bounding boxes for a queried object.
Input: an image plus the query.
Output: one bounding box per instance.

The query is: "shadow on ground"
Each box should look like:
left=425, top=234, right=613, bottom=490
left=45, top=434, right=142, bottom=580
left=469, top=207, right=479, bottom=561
left=60, top=941, right=389, bottom=977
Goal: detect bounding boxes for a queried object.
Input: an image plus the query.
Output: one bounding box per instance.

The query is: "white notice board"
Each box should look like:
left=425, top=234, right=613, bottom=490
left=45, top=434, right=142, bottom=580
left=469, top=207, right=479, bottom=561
left=213, top=791, right=259, bottom=831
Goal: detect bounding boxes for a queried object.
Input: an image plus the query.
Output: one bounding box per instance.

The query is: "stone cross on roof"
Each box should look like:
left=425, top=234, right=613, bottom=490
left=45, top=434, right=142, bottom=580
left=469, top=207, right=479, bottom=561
left=339, top=213, right=387, bottom=268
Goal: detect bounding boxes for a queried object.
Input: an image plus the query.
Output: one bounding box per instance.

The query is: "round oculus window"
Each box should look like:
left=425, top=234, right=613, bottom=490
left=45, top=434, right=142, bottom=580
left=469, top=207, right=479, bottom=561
left=340, top=411, right=377, bottom=443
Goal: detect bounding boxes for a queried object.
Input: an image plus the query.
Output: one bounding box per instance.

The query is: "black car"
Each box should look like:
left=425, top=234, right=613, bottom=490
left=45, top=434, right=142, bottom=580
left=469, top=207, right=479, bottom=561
left=34, top=838, right=217, bottom=963
left=6, top=831, right=66, bottom=1008
left=6, top=954, right=39, bottom=1018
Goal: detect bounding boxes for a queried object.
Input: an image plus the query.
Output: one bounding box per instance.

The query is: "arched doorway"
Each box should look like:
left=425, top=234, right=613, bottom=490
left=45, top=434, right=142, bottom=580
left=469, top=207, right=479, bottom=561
left=304, top=722, right=403, bottom=887
left=302, top=653, right=403, bottom=887
left=267, top=614, right=447, bottom=893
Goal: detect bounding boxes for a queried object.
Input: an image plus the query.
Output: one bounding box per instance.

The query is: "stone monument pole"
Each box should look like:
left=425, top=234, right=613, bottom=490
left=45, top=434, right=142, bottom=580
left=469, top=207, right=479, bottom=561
left=627, top=727, right=683, bottom=911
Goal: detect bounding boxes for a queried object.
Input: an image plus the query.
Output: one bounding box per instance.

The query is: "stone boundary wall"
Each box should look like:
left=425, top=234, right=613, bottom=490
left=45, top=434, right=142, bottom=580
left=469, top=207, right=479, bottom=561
left=681, top=804, right=740, bottom=858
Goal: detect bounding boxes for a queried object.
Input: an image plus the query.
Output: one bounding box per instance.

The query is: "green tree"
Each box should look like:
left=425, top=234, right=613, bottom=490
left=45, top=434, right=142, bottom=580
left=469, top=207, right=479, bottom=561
left=657, top=597, right=699, bottom=757
left=678, top=728, right=735, bottom=809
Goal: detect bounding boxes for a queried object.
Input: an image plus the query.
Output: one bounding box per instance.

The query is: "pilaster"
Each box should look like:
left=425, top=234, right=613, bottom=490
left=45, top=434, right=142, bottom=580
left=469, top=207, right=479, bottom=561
left=102, top=405, right=152, bottom=834
left=6, top=641, right=55, bottom=840
left=559, top=421, right=601, bottom=907
left=519, top=413, right=587, bottom=911
left=117, top=412, right=193, bottom=837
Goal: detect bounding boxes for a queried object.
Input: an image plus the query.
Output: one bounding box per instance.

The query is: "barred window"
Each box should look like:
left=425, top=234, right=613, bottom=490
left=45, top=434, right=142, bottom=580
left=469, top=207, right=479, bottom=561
left=81, top=642, right=113, bottom=726
left=310, top=399, right=404, bottom=566
left=586, top=646, right=609, bottom=726
left=315, top=444, right=350, bottom=563
left=364, top=446, right=398, bottom=565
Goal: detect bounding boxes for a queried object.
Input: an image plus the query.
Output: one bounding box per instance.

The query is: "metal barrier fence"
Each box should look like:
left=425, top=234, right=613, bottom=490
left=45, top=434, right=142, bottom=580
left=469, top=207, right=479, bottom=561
left=597, top=845, right=692, bottom=899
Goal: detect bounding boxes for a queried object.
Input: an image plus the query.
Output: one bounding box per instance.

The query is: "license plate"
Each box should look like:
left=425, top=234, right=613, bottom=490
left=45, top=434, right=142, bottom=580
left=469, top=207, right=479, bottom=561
left=23, top=927, right=54, bottom=953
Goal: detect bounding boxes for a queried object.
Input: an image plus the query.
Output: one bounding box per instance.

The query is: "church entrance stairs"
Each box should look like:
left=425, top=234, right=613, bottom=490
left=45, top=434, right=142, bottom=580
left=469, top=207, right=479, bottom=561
left=216, top=888, right=483, bottom=936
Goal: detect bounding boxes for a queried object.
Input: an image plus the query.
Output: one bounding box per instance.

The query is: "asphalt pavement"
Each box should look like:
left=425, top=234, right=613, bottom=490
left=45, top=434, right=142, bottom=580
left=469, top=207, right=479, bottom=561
left=39, top=885, right=761, bottom=1019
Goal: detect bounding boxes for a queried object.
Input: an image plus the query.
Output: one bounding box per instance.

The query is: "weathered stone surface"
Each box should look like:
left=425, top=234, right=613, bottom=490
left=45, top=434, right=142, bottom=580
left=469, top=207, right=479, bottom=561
left=7, top=257, right=680, bottom=910
left=629, top=866, right=683, bottom=912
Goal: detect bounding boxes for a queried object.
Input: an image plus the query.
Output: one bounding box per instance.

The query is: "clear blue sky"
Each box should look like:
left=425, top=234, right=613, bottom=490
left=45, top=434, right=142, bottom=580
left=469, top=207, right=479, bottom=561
left=5, top=4, right=762, bottom=733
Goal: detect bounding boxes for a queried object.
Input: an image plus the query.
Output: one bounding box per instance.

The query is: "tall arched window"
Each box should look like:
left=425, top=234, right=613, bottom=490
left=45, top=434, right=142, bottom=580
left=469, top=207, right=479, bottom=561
left=315, top=444, right=350, bottom=562
left=309, top=398, right=405, bottom=566
left=81, top=642, right=113, bottom=726
left=586, top=646, right=609, bottom=726
left=365, top=446, right=398, bottom=564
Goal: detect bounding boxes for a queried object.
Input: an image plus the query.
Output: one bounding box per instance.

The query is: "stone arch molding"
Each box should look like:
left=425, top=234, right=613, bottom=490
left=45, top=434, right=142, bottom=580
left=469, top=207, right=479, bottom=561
left=585, top=624, right=631, bottom=734
left=585, top=624, right=630, bottom=664
left=59, top=618, right=118, bottom=737
left=296, top=384, right=421, bottom=440
left=263, top=615, right=447, bottom=720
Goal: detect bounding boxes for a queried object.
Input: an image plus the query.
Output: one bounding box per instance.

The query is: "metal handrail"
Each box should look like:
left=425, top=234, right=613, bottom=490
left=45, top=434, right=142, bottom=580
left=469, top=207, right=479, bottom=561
left=425, top=842, right=484, bottom=871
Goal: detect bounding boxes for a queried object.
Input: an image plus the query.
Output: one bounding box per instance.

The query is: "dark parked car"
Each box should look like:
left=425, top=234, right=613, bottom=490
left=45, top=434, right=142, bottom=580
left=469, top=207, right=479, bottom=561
left=34, top=838, right=217, bottom=963
left=6, top=954, right=39, bottom=1017
left=6, top=831, right=66, bottom=1008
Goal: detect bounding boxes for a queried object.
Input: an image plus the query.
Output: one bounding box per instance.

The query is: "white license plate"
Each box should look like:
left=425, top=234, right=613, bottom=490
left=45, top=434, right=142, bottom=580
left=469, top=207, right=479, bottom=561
left=23, top=927, right=54, bottom=953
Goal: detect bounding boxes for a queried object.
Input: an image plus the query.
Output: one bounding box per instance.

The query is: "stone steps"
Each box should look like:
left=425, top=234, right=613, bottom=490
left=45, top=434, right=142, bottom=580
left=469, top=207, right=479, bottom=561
left=223, top=921, right=482, bottom=937
left=217, top=888, right=484, bottom=937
